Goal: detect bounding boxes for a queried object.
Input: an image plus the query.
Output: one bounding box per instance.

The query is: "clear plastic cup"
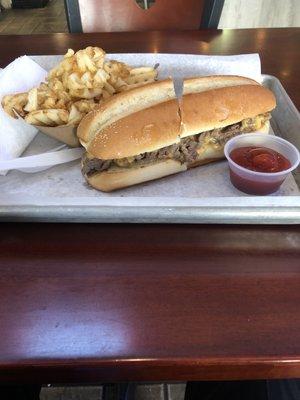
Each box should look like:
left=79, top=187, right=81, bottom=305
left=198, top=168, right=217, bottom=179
left=224, top=133, right=300, bottom=195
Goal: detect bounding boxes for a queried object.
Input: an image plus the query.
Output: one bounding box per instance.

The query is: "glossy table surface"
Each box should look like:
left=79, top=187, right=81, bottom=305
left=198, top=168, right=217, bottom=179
left=0, top=29, right=300, bottom=383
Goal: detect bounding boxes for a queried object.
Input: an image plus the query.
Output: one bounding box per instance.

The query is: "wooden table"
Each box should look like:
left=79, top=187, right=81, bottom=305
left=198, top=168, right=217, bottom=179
left=0, top=29, right=300, bottom=384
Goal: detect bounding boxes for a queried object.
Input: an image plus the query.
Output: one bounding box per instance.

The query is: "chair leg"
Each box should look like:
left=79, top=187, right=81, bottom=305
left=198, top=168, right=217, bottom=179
left=102, top=383, right=133, bottom=400
left=124, top=383, right=136, bottom=400
left=163, top=383, right=169, bottom=400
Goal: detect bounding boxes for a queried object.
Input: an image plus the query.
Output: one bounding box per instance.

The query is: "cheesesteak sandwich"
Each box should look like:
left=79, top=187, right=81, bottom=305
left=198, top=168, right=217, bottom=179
left=77, top=76, right=276, bottom=192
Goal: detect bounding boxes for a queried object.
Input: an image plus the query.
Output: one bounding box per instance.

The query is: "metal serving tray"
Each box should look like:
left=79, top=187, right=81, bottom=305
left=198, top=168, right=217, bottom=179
left=0, top=74, right=299, bottom=224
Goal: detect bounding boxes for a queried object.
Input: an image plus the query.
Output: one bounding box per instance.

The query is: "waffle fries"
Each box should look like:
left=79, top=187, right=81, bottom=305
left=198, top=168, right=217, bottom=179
left=2, top=47, right=158, bottom=127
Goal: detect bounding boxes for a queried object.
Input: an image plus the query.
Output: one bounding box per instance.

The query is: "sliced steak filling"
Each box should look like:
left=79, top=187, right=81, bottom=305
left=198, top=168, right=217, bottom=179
left=83, top=113, right=270, bottom=176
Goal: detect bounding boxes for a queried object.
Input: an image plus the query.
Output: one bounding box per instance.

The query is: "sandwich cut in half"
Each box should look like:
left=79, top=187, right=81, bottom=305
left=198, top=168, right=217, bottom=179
left=77, top=76, right=276, bottom=192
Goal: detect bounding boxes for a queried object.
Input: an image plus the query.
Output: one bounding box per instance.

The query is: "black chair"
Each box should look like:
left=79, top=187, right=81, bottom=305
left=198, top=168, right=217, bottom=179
left=64, top=0, right=225, bottom=33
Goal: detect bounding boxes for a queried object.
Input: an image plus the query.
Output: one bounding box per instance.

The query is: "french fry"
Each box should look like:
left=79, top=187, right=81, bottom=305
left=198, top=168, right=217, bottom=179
left=113, top=77, right=127, bottom=91
left=23, top=88, right=38, bottom=112
left=73, top=99, right=97, bottom=113
left=67, top=104, right=83, bottom=126
left=1, top=93, right=28, bottom=117
left=103, top=81, right=116, bottom=96
left=25, top=109, right=69, bottom=126
left=102, top=89, right=112, bottom=100
left=76, top=51, right=97, bottom=74
left=93, top=69, right=109, bottom=87
left=42, top=97, right=57, bottom=109
left=104, top=60, right=130, bottom=79
left=55, top=98, right=68, bottom=109
left=129, top=66, right=158, bottom=75
left=124, top=70, right=157, bottom=86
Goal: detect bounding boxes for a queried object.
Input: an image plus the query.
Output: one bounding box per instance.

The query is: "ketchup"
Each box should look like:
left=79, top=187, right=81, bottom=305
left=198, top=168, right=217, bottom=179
left=229, top=146, right=291, bottom=195
left=230, top=146, right=291, bottom=173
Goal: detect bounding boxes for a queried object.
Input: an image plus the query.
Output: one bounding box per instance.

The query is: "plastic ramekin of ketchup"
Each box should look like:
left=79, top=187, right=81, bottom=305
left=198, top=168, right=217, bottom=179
left=224, top=133, right=300, bottom=195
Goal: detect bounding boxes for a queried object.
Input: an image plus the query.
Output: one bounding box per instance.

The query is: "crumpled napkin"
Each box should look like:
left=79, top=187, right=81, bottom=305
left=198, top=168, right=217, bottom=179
left=0, top=56, right=47, bottom=174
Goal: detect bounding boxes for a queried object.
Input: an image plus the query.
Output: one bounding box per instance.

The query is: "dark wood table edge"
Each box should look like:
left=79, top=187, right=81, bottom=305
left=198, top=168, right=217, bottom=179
left=1, top=357, right=300, bottom=383
left=2, top=26, right=299, bottom=37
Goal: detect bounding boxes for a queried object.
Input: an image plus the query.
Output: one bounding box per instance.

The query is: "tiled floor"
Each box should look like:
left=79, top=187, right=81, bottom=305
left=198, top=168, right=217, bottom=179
left=40, top=384, right=186, bottom=400
left=41, top=386, right=102, bottom=400
left=0, top=0, right=68, bottom=34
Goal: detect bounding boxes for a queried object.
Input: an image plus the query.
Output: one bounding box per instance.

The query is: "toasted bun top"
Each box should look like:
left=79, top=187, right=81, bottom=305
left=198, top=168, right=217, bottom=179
left=182, top=75, right=260, bottom=95
left=77, top=78, right=177, bottom=146
left=181, top=84, right=276, bottom=137
left=78, top=75, right=276, bottom=160
left=88, top=98, right=180, bottom=159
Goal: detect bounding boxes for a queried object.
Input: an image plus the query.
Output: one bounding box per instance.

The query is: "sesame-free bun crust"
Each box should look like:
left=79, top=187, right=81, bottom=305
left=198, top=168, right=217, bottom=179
left=77, top=78, right=177, bottom=146
left=85, top=159, right=187, bottom=192
left=182, top=75, right=259, bottom=95
left=181, top=85, right=276, bottom=137
left=86, top=157, right=218, bottom=193
left=88, top=98, right=181, bottom=159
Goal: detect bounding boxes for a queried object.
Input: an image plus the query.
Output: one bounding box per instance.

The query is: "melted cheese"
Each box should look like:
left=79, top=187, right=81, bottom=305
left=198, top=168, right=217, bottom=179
left=112, top=114, right=269, bottom=166
left=241, top=115, right=265, bottom=131
left=114, top=156, right=135, bottom=167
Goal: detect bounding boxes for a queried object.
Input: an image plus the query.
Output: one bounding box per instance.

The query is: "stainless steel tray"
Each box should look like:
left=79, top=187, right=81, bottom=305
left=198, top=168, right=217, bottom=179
left=0, top=74, right=299, bottom=224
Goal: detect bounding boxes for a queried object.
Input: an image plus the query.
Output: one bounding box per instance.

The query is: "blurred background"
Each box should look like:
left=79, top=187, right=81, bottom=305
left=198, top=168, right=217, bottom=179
left=0, top=0, right=299, bottom=35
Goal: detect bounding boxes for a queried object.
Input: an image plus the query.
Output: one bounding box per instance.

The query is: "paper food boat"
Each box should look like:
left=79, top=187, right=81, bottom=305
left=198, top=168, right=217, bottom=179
left=13, top=110, right=80, bottom=147
left=33, top=124, right=80, bottom=147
